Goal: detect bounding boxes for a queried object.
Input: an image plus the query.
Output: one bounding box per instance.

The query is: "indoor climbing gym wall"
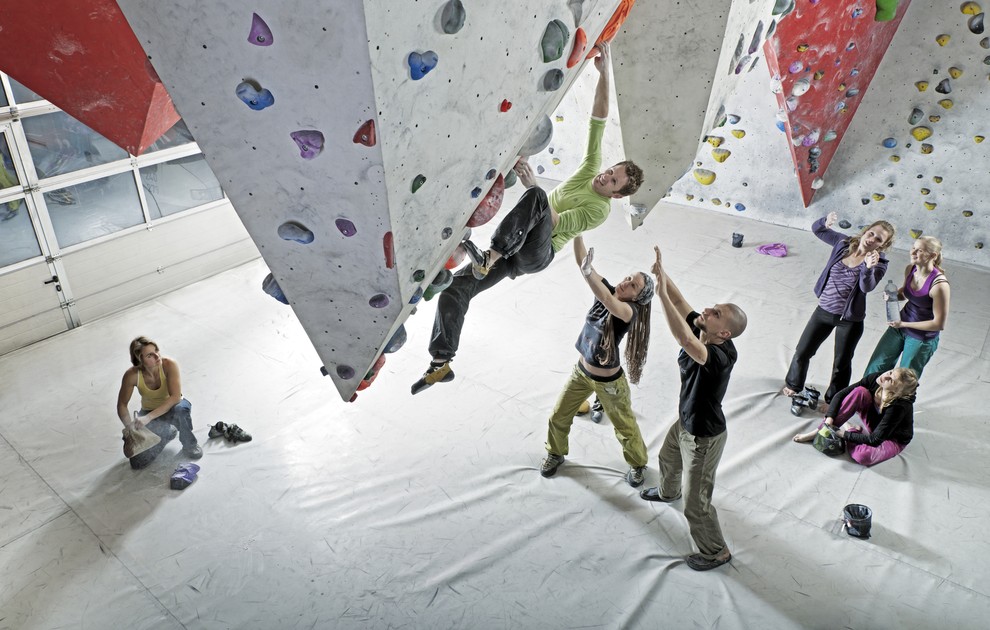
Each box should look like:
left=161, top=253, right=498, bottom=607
left=115, top=0, right=631, bottom=400
left=666, top=0, right=989, bottom=268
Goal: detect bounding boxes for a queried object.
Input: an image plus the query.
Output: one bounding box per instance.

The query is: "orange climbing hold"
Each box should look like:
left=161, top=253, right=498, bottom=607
left=588, top=0, right=637, bottom=58
left=568, top=28, right=588, bottom=68
left=383, top=231, right=395, bottom=269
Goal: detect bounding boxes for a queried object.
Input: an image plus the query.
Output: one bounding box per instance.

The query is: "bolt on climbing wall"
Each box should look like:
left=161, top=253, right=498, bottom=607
left=667, top=0, right=989, bottom=267
left=116, top=0, right=625, bottom=400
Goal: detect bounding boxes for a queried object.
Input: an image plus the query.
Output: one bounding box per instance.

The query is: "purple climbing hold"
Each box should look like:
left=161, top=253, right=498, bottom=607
left=471, top=186, right=482, bottom=198
left=290, top=130, right=324, bottom=160
left=409, top=51, right=439, bottom=80
left=412, top=174, right=427, bottom=193
left=788, top=61, right=802, bottom=74
left=441, top=0, right=466, bottom=34
left=262, top=273, right=288, bottom=304
left=748, top=21, right=764, bottom=54
left=336, top=365, right=355, bottom=380
left=278, top=221, right=313, bottom=244
left=248, top=13, right=273, bottom=46
left=335, top=218, right=357, bottom=237
left=235, top=80, right=274, bottom=110
left=851, top=8, right=863, bottom=18
left=369, top=294, right=390, bottom=308
left=486, top=168, right=497, bottom=180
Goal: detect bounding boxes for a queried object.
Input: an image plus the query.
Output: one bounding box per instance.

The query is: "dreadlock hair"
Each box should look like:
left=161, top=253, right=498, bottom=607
left=596, top=301, right=652, bottom=385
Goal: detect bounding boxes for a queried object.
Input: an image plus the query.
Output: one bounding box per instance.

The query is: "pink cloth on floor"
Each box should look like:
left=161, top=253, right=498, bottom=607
left=756, top=243, right=788, bottom=257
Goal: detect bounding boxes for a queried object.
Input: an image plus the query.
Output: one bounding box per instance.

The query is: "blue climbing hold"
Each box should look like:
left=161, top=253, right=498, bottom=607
left=734, top=203, right=746, bottom=211
left=235, top=81, right=274, bottom=110
left=384, top=324, right=407, bottom=353
left=776, top=120, right=786, bottom=132
left=262, top=273, right=288, bottom=304
left=409, top=51, right=439, bottom=80
left=278, top=221, right=314, bottom=244
left=882, top=137, right=897, bottom=148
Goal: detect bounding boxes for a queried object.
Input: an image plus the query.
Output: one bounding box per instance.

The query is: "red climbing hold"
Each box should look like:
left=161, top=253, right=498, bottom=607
left=500, top=99, right=512, bottom=112
left=353, top=119, right=376, bottom=147
left=445, top=244, right=466, bottom=270
left=568, top=28, right=588, bottom=68
left=588, top=0, right=637, bottom=58
left=466, top=174, right=504, bottom=228
left=383, top=231, right=395, bottom=269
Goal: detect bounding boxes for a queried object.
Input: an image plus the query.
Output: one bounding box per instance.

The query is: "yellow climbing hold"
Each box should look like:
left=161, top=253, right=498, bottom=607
left=924, top=202, right=937, bottom=210
left=712, top=198, right=722, bottom=206
left=916, top=80, right=929, bottom=91
left=797, top=43, right=809, bottom=52
left=920, top=188, right=931, bottom=195
left=889, top=155, right=901, bottom=162
left=712, top=148, right=731, bottom=163
left=921, top=143, right=934, bottom=154
left=837, top=83, right=846, bottom=92
left=693, top=169, right=716, bottom=185
left=706, top=136, right=725, bottom=148
left=685, top=194, right=694, bottom=201
left=933, top=175, right=943, bottom=183
left=910, top=229, right=923, bottom=239
left=962, top=2, right=982, bottom=15
left=872, top=193, right=886, bottom=201
left=938, top=99, right=954, bottom=109
left=936, top=34, right=951, bottom=46
left=911, top=126, right=932, bottom=141
left=963, top=210, right=974, bottom=217
left=552, top=158, right=560, bottom=165
left=731, top=129, right=746, bottom=139
left=814, top=70, right=825, bottom=80
left=949, top=67, right=963, bottom=78
left=976, top=135, right=986, bottom=143
left=929, top=115, right=941, bottom=123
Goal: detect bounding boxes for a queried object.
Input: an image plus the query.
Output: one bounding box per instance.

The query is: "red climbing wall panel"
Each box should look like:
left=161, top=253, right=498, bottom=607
left=764, top=0, right=912, bottom=206
left=0, top=0, right=179, bottom=155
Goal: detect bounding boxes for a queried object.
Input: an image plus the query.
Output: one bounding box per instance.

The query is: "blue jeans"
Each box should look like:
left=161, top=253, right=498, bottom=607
left=864, top=327, right=939, bottom=378
left=129, top=398, right=196, bottom=469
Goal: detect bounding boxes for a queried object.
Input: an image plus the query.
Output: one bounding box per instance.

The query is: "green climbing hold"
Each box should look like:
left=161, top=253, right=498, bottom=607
left=875, top=0, right=898, bottom=21
left=541, top=19, right=570, bottom=63
left=412, top=174, right=426, bottom=193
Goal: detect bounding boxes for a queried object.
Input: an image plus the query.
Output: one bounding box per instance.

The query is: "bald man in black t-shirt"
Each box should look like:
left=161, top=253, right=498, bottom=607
left=640, top=246, right=747, bottom=572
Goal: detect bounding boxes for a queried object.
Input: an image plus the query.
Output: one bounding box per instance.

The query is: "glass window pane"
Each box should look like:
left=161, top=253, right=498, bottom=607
left=45, top=173, right=143, bottom=248
left=0, top=200, right=41, bottom=267
left=145, top=119, right=196, bottom=153
left=0, top=134, right=19, bottom=190
left=141, top=154, right=224, bottom=219
left=21, top=111, right=129, bottom=179
left=0, top=83, right=8, bottom=108
left=8, top=77, right=44, bottom=104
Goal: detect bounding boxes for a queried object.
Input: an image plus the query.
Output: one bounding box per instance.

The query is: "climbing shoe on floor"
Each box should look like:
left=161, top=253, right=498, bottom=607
left=411, top=361, right=454, bottom=395
left=208, top=422, right=253, bottom=443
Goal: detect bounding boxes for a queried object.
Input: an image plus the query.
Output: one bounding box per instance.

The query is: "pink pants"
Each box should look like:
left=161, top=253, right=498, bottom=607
left=832, top=386, right=905, bottom=467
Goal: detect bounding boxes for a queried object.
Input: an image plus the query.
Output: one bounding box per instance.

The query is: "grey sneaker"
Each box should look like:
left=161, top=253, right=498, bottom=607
left=626, top=466, right=646, bottom=487
left=540, top=453, right=565, bottom=477
left=591, top=398, right=604, bottom=424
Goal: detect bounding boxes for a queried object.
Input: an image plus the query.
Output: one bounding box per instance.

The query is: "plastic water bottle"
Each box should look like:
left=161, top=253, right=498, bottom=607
left=884, top=280, right=900, bottom=322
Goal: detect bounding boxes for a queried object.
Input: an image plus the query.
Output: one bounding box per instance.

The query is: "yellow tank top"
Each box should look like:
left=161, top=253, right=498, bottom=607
left=137, top=364, right=169, bottom=411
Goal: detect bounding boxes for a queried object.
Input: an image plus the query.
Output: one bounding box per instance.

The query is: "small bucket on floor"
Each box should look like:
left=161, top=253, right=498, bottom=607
left=843, top=503, right=872, bottom=539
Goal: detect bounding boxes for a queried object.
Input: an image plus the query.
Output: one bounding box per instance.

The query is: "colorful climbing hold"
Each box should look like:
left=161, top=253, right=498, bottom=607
left=935, top=79, right=952, bottom=94
left=685, top=194, right=694, bottom=201
left=441, top=0, right=466, bottom=34
left=519, top=115, right=553, bottom=156
left=471, top=186, right=482, bottom=198
left=423, top=269, right=453, bottom=301
left=875, top=0, right=898, bottom=21
left=335, top=218, right=357, bottom=237
left=408, top=51, right=439, bottom=80
left=336, top=365, right=355, bottom=380
left=797, top=43, right=809, bottom=52
left=910, top=229, right=923, bottom=239
left=735, top=203, right=746, bottom=211
left=949, top=67, right=963, bottom=79
left=248, top=13, right=273, bottom=46
left=792, top=78, right=810, bottom=95
left=693, top=169, right=716, bottom=185
left=811, top=177, right=824, bottom=189
left=541, top=19, right=570, bottom=62
left=384, top=325, right=407, bottom=354
left=262, top=273, right=288, bottom=305
left=963, top=210, right=974, bottom=217
left=970, top=13, right=985, bottom=34
left=731, top=129, right=746, bottom=139
left=788, top=60, right=803, bottom=73
left=938, top=99, right=954, bottom=109
left=976, top=135, right=986, bottom=143
left=445, top=244, right=465, bottom=270
left=814, top=70, right=825, bottom=80
left=499, top=99, right=512, bottom=112
left=982, top=37, right=990, bottom=48
left=567, top=28, right=587, bottom=68
left=353, top=119, right=376, bottom=147
left=504, top=169, right=518, bottom=188
left=383, top=231, right=395, bottom=269
left=712, top=148, right=731, bottom=162
left=909, top=108, right=924, bottom=125
left=924, top=202, right=937, bottom=210
left=933, top=175, right=943, bottom=183
left=861, top=198, right=870, bottom=205
left=823, top=130, right=837, bottom=141
left=467, top=174, right=504, bottom=227
left=962, top=2, right=983, bottom=15
left=921, top=144, right=934, bottom=154
left=369, top=294, right=390, bottom=309
left=706, top=136, right=725, bottom=148
left=929, top=115, right=941, bottom=123
left=851, top=7, right=864, bottom=18
left=412, top=174, right=426, bottom=193
left=872, top=193, right=886, bottom=201
left=590, top=0, right=636, bottom=54
left=890, top=155, right=900, bottom=162
left=278, top=221, right=313, bottom=244
left=920, top=188, right=930, bottom=195
left=839, top=219, right=852, bottom=229
left=915, top=81, right=929, bottom=92
left=290, top=130, right=324, bottom=160
left=711, top=198, right=722, bottom=206
left=235, top=81, right=274, bottom=110
left=936, top=34, right=951, bottom=46
left=881, top=137, right=897, bottom=149
left=543, top=68, right=564, bottom=91
left=911, top=126, right=932, bottom=141
left=409, top=287, right=424, bottom=305
left=728, top=114, right=741, bottom=124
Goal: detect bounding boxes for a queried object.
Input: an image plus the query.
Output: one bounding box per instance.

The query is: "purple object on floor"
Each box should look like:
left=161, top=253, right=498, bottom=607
left=757, top=243, right=788, bottom=257
left=170, top=463, right=201, bottom=490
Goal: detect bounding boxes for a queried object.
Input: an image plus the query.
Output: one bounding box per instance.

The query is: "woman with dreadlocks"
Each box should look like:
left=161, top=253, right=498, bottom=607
left=539, top=236, right=654, bottom=488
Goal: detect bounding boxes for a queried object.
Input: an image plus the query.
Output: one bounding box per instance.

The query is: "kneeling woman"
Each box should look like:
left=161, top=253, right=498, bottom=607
left=793, top=368, right=917, bottom=467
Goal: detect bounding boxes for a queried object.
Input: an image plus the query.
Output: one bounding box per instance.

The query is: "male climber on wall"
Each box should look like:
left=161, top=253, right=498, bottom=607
left=413, top=42, right=645, bottom=394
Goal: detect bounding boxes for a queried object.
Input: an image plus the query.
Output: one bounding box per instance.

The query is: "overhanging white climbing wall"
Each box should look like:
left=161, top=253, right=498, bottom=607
left=116, top=0, right=622, bottom=400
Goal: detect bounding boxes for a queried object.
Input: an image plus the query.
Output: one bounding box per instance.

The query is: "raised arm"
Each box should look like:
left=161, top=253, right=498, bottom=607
left=591, top=42, right=610, bottom=119
left=812, top=212, right=846, bottom=247
left=575, top=237, right=633, bottom=322
left=653, top=246, right=707, bottom=364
